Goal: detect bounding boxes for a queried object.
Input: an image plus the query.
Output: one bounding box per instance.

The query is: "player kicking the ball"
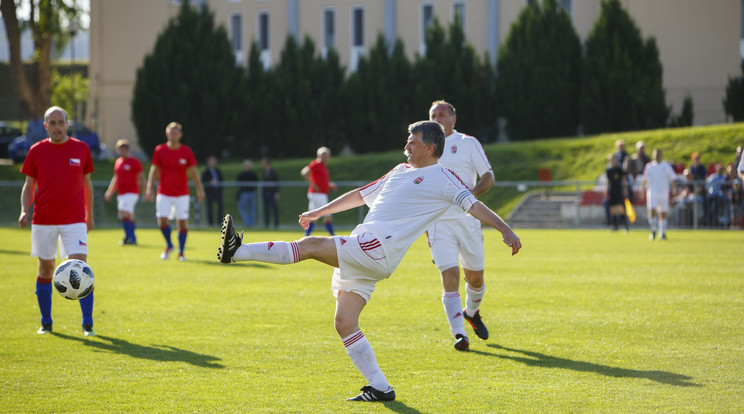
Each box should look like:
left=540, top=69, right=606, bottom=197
left=218, top=120, right=521, bottom=402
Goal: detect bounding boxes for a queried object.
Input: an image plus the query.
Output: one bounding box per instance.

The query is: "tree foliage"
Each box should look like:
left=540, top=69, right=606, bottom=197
left=496, top=0, right=582, bottom=140
left=723, top=61, right=744, bottom=122
left=580, top=0, right=669, bottom=134
left=343, top=34, right=415, bottom=153
left=0, top=0, right=82, bottom=118
left=414, top=18, right=497, bottom=141
left=131, top=1, right=242, bottom=160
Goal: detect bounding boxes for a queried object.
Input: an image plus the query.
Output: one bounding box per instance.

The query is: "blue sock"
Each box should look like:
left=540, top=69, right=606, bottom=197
left=178, top=230, right=187, bottom=254
left=79, top=291, right=94, bottom=327
left=160, top=226, right=173, bottom=248
left=128, top=221, right=137, bottom=243
left=36, top=278, right=53, bottom=325
left=305, top=222, right=314, bottom=236
left=325, top=222, right=335, bottom=236
left=121, top=219, right=129, bottom=239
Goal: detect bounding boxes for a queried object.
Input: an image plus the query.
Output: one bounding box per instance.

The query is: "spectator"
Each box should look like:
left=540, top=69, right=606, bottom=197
left=261, top=157, right=280, bottom=229
left=614, top=139, right=629, bottom=168
left=301, top=146, right=337, bottom=236
left=673, top=169, right=705, bottom=226
left=236, top=160, right=258, bottom=227
left=689, top=152, right=707, bottom=181
left=705, top=163, right=729, bottom=227
left=729, top=179, right=743, bottom=228
left=201, top=155, right=224, bottom=227
left=627, top=141, right=651, bottom=200
left=104, top=139, right=145, bottom=245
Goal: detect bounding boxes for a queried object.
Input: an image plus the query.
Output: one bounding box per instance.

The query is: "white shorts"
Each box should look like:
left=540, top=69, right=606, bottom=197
left=331, top=230, right=390, bottom=303
left=308, top=193, right=331, bottom=218
left=646, top=192, right=670, bottom=213
left=117, top=193, right=139, bottom=214
left=31, top=223, right=88, bottom=260
left=156, top=194, right=190, bottom=220
left=426, top=216, right=485, bottom=273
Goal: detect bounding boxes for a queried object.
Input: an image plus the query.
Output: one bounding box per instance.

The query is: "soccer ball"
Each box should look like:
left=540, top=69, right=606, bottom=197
left=53, top=259, right=94, bottom=300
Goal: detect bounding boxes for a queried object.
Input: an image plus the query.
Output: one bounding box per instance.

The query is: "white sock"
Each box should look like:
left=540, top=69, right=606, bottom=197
left=660, top=218, right=668, bottom=236
left=465, top=283, right=485, bottom=316
left=649, top=216, right=658, bottom=232
left=234, top=241, right=299, bottom=264
left=442, top=292, right=466, bottom=337
left=342, top=331, right=389, bottom=391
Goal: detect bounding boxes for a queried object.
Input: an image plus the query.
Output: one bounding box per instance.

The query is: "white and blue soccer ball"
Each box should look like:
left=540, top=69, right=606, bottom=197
left=53, top=259, right=94, bottom=300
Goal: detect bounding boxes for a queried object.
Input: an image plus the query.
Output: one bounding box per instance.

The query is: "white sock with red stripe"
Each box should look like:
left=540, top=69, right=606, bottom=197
left=233, top=241, right=300, bottom=264
left=442, top=291, right=467, bottom=337
left=342, top=330, right=389, bottom=391
left=465, top=283, right=485, bottom=316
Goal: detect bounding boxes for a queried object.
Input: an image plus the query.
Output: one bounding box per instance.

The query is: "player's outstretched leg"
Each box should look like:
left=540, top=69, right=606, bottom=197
left=218, top=214, right=243, bottom=263
left=463, top=309, right=489, bottom=340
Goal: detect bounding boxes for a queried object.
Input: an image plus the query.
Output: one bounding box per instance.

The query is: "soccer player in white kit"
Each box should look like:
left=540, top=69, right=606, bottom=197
left=217, top=120, right=521, bottom=402
left=642, top=149, right=678, bottom=240
left=427, top=100, right=497, bottom=350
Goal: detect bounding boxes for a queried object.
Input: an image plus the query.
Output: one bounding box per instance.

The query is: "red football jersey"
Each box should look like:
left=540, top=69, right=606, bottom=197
left=306, top=160, right=330, bottom=194
left=151, top=143, right=196, bottom=196
left=21, top=137, right=94, bottom=225
left=113, top=156, right=143, bottom=195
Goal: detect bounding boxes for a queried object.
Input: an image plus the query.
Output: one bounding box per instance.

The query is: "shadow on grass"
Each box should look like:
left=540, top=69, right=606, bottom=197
left=475, top=344, right=700, bottom=387
left=380, top=400, right=424, bottom=413
left=52, top=332, right=224, bottom=369
left=0, top=248, right=29, bottom=256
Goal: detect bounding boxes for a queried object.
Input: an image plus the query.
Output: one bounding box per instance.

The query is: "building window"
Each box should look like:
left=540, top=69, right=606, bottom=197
left=559, top=0, right=572, bottom=15
left=323, top=8, right=335, bottom=58
left=452, top=1, right=465, bottom=29
left=230, top=13, right=243, bottom=64
left=258, top=11, right=271, bottom=69
left=351, top=7, right=364, bottom=71
left=420, top=3, right=434, bottom=55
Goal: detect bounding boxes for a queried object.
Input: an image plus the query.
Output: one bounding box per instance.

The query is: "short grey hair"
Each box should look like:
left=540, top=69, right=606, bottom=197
left=44, top=106, right=68, bottom=123
left=408, top=120, right=445, bottom=158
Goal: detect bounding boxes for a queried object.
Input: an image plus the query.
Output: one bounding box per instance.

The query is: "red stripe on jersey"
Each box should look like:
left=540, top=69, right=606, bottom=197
left=343, top=331, right=365, bottom=348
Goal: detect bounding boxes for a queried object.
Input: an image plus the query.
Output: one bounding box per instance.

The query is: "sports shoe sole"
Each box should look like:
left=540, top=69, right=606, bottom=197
left=218, top=214, right=242, bottom=263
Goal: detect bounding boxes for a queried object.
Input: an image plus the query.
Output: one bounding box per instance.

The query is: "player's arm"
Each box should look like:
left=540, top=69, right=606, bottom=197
left=468, top=200, right=521, bottom=256
left=145, top=164, right=160, bottom=201
left=470, top=171, right=495, bottom=198
left=19, top=176, right=36, bottom=228
left=301, top=165, right=319, bottom=191
left=104, top=174, right=118, bottom=201
left=298, top=189, right=364, bottom=230
left=136, top=171, right=146, bottom=197
left=84, top=173, right=95, bottom=231
left=188, top=165, right=205, bottom=203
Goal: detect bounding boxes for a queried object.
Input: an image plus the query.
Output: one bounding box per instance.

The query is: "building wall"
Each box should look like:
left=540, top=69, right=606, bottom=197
left=88, top=0, right=742, bottom=153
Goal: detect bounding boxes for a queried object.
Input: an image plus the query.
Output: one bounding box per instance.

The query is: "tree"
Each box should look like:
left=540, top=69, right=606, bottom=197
left=51, top=69, right=88, bottom=120
left=413, top=17, right=497, bottom=141
left=1, top=0, right=81, bottom=119
left=496, top=0, right=582, bottom=140
left=131, top=0, right=243, bottom=159
left=669, top=93, right=694, bottom=127
left=343, top=34, right=415, bottom=153
left=723, top=61, right=744, bottom=122
left=581, top=0, right=669, bottom=134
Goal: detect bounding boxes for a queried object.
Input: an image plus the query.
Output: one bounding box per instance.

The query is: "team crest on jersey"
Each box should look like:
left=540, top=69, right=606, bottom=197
left=123, top=164, right=131, bottom=171
left=178, top=158, right=187, bottom=165
left=69, top=158, right=81, bottom=166
left=413, top=176, right=424, bottom=184
left=450, top=145, right=458, bottom=154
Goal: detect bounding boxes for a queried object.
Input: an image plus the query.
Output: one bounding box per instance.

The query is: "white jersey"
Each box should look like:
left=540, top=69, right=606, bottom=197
left=643, top=161, right=676, bottom=196
left=358, top=162, right=477, bottom=274
left=436, top=130, right=492, bottom=220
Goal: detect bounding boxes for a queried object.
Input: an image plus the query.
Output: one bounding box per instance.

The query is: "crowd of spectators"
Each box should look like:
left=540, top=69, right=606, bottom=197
left=605, top=142, right=744, bottom=229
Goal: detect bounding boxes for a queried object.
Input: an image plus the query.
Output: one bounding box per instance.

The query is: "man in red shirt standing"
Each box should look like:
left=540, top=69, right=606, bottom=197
left=19, top=106, right=96, bottom=336
left=301, top=146, right=337, bottom=236
left=104, top=139, right=145, bottom=245
left=145, top=122, right=205, bottom=261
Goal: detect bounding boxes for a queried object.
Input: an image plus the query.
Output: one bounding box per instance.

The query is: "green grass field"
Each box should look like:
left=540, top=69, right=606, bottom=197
left=0, top=227, right=742, bottom=413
